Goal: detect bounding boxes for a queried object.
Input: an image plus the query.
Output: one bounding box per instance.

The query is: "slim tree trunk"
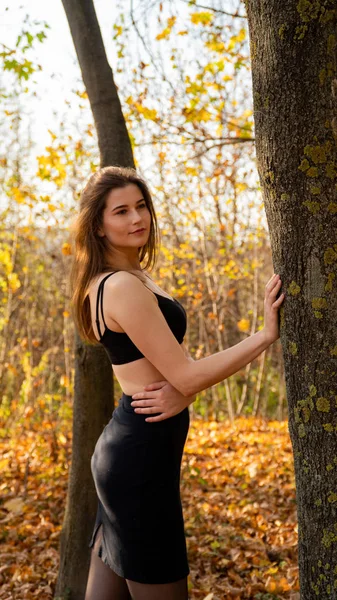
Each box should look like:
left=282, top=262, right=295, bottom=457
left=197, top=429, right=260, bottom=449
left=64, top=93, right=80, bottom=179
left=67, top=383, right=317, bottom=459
left=246, top=2, right=337, bottom=598
left=55, top=1, right=135, bottom=598
left=61, top=0, right=134, bottom=170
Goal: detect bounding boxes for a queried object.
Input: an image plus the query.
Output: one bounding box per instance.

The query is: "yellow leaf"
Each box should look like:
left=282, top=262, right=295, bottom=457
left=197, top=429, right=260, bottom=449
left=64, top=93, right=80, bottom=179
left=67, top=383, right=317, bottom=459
left=58, top=433, right=67, bottom=445
left=62, top=243, right=72, bottom=256
left=12, top=187, right=26, bottom=204
left=237, top=318, right=250, bottom=332
left=60, top=375, right=69, bottom=387
left=4, top=497, right=25, bottom=514
left=156, top=15, right=176, bottom=40
left=190, top=11, right=214, bottom=26
left=8, top=273, right=21, bottom=292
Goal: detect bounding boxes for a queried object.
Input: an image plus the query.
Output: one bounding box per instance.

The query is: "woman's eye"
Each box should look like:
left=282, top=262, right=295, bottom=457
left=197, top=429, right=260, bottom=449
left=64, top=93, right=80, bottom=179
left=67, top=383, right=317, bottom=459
left=117, top=203, right=146, bottom=215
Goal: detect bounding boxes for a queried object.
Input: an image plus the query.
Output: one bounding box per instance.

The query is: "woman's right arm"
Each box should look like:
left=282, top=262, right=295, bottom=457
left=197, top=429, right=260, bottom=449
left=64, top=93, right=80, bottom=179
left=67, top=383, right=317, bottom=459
left=105, top=272, right=284, bottom=398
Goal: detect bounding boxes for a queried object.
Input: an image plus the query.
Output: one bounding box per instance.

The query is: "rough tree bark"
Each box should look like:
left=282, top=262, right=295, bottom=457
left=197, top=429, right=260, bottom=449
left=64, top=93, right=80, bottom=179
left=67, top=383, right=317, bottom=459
left=246, top=1, right=337, bottom=598
left=55, top=1, right=135, bottom=598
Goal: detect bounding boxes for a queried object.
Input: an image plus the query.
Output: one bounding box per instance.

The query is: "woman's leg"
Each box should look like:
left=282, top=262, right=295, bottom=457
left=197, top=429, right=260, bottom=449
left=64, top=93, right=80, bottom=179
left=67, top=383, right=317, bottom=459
left=85, top=524, right=132, bottom=600
left=126, top=576, right=188, bottom=600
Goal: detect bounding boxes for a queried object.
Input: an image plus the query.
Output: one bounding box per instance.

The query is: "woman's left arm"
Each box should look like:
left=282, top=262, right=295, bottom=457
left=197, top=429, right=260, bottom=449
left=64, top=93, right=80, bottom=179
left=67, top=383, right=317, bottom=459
left=130, top=342, right=197, bottom=421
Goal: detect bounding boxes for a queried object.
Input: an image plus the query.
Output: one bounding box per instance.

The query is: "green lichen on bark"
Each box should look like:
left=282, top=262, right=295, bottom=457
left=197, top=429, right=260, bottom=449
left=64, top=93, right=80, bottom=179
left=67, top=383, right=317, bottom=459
left=279, top=306, right=285, bottom=328
left=295, top=396, right=315, bottom=423
left=324, top=248, right=337, bottom=265
left=295, top=1, right=336, bottom=41
left=316, top=397, right=331, bottom=412
left=289, top=341, right=298, bottom=355
left=330, top=345, right=337, bottom=356
left=312, top=297, right=328, bottom=309
left=281, top=193, right=289, bottom=201
left=324, top=423, right=334, bottom=432
left=326, top=162, right=337, bottom=178
left=321, top=524, right=337, bottom=548
left=278, top=24, right=287, bottom=40
left=328, top=492, right=337, bottom=503
left=297, top=0, right=323, bottom=23
left=303, top=200, right=321, bottom=213
left=305, top=141, right=332, bottom=163
left=298, top=423, right=306, bottom=437
left=325, top=272, right=335, bottom=291
left=310, top=185, right=322, bottom=194
left=327, top=202, right=337, bottom=212
left=294, top=24, right=308, bottom=40
left=299, top=158, right=310, bottom=172
left=327, top=33, right=336, bottom=55
left=309, top=384, right=317, bottom=396
left=288, top=281, right=301, bottom=295
left=298, top=138, right=336, bottom=190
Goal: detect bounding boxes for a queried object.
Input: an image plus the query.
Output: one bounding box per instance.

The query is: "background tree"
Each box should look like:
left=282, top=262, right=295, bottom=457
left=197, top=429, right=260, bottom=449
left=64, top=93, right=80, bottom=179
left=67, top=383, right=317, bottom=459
left=55, top=0, right=135, bottom=598
left=246, top=1, right=337, bottom=598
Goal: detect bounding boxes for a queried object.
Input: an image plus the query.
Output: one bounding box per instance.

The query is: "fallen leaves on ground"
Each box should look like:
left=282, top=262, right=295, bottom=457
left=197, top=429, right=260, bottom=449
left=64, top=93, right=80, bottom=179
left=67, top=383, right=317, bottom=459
left=0, top=416, right=298, bottom=599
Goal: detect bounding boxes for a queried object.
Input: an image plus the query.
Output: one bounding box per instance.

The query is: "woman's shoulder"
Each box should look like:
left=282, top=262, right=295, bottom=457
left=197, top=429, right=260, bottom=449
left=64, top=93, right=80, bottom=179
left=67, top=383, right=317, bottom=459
left=85, top=272, right=113, bottom=300
left=86, top=270, right=149, bottom=299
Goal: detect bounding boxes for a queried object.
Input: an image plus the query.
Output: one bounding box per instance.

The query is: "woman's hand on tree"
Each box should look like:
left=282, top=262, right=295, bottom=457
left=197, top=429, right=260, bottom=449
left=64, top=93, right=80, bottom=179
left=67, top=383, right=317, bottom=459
left=263, top=273, right=285, bottom=344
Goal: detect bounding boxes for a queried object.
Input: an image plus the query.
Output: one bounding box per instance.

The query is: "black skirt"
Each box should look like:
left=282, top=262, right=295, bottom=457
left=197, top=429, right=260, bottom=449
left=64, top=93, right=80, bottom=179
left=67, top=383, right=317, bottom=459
left=88, top=392, right=190, bottom=584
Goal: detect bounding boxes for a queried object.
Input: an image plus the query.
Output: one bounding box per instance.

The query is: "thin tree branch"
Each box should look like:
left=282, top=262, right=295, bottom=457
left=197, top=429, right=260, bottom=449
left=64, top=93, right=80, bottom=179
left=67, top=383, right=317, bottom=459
left=129, top=0, right=176, bottom=95
left=180, top=0, right=247, bottom=19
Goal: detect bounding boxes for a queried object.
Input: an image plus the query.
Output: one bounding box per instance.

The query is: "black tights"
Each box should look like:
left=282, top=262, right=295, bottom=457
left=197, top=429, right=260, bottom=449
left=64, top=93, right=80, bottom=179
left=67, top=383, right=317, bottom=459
left=85, top=525, right=189, bottom=600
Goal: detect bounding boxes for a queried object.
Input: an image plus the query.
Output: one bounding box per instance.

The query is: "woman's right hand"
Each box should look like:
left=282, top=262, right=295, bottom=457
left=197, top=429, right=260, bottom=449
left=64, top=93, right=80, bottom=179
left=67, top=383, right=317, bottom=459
left=263, top=273, right=285, bottom=344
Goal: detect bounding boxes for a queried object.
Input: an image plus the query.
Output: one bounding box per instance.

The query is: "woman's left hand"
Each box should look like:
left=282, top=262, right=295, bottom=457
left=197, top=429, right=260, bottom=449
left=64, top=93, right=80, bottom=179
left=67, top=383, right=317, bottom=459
left=130, top=380, right=195, bottom=422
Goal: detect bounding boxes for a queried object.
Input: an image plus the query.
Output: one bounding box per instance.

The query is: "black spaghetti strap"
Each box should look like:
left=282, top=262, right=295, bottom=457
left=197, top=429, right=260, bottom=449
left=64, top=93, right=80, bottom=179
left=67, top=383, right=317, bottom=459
left=95, top=272, right=117, bottom=339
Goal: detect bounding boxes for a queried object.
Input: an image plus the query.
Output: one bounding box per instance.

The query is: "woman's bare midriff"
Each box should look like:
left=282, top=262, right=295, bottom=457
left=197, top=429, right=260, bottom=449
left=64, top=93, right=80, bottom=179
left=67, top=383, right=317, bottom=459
left=111, top=353, right=184, bottom=396
left=88, top=272, right=186, bottom=396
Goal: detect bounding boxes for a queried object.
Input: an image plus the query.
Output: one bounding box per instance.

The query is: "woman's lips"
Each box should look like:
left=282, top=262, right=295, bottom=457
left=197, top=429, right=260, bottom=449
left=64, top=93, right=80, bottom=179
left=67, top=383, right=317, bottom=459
left=130, top=228, right=146, bottom=234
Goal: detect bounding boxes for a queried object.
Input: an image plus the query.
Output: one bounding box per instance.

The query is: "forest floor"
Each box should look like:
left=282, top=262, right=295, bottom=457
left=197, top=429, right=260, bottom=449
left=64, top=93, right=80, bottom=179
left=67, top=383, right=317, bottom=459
left=0, top=415, right=298, bottom=600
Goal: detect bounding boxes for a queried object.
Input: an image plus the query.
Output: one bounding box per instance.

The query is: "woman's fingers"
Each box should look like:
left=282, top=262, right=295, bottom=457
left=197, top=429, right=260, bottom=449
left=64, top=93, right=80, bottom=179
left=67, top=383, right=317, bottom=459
left=266, top=274, right=278, bottom=288
left=273, top=293, right=285, bottom=306
left=266, top=278, right=282, bottom=298
left=145, top=413, right=168, bottom=423
left=131, top=392, right=149, bottom=400
left=270, top=279, right=282, bottom=297
left=134, top=405, right=160, bottom=413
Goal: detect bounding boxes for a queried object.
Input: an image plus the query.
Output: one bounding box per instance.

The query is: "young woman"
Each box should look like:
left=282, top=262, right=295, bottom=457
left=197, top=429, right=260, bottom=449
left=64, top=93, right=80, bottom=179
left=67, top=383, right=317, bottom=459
left=70, top=166, right=285, bottom=600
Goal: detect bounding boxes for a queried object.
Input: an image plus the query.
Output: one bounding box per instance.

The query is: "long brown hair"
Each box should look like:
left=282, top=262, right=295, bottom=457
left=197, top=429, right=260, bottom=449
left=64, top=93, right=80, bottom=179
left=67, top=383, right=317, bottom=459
left=68, top=166, right=161, bottom=344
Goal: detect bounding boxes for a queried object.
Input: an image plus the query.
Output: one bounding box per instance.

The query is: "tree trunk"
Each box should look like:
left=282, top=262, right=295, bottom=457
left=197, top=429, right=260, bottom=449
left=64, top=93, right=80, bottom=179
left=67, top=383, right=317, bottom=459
left=55, top=1, right=135, bottom=598
left=61, top=0, right=134, bottom=170
left=55, top=332, right=114, bottom=600
left=246, top=2, right=337, bottom=598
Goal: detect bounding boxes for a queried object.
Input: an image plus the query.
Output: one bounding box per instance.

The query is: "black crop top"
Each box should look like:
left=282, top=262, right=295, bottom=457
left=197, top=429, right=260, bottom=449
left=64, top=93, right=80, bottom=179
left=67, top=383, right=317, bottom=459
left=95, top=272, right=187, bottom=365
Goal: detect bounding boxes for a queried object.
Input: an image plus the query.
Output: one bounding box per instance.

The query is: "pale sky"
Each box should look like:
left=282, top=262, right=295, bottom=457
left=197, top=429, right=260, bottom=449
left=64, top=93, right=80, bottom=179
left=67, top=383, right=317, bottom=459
left=1, top=0, right=125, bottom=154
left=1, top=2, right=262, bottom=234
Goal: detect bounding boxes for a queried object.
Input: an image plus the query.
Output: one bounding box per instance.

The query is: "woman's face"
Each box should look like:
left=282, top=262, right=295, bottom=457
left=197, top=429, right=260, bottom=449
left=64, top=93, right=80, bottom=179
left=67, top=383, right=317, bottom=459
left=98, top=184, right=151, bottom=250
